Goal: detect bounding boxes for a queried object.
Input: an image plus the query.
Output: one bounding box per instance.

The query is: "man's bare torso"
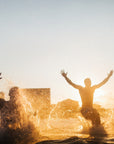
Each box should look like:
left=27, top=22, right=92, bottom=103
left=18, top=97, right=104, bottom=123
left=79, top=86, right=96, bottom=108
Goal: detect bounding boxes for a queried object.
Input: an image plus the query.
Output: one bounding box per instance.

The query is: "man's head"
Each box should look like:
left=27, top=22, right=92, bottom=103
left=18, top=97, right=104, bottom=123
left=84, top=78, right=91, bottom=87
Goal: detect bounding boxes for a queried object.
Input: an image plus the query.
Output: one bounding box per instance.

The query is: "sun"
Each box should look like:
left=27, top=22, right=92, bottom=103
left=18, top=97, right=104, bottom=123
left=94, top=89, right=105, bottom=102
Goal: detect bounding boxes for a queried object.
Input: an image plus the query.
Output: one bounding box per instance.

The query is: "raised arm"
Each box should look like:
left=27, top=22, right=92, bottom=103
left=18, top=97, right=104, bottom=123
left=61, top=70, right=82, bottom=89
left=93, top=70, right=113, bottom=89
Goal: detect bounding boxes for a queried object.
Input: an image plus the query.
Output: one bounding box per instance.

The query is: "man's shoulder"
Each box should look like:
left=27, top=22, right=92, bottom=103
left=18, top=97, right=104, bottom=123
left=91, top=85, right=97, bottom=89
left=78, top=86, right=84, bottom=90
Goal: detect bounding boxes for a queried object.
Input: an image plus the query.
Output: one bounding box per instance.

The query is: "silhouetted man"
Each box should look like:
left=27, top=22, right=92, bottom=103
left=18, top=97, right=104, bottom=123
left=61, top=70, right=113, bottom=127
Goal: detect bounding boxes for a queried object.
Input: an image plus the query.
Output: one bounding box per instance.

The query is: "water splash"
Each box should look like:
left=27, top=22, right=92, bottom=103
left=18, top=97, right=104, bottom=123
left=0, top=77, right=114, bottom=143
left=0, top=86, right=41, bottom=144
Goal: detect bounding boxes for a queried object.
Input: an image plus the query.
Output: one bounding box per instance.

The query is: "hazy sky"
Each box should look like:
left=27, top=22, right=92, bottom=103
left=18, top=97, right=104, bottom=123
left=0, top=0, right=114, bottom=107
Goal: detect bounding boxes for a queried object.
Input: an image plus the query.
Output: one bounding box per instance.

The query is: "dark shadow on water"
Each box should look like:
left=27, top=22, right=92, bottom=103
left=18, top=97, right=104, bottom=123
left=36, top=125, right=110, bottom=144
left=0, top=125, right=37, bottom=144
left=36, top=136, right=114, bottom=144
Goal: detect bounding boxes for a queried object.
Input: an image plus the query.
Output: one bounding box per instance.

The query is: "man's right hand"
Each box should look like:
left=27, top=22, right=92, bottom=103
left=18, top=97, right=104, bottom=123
left=61, top=70, right=68, bottom=78
left=108, top=70, right=113, bottom=77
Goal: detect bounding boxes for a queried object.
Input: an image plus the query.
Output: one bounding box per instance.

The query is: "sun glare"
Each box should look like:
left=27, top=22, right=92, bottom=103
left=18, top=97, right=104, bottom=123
left=94, top=89, right=105, bottom=103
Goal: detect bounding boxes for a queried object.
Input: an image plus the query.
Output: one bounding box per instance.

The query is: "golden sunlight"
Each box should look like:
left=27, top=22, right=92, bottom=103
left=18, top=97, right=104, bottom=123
left=94, top=89, right=105, bottom=103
